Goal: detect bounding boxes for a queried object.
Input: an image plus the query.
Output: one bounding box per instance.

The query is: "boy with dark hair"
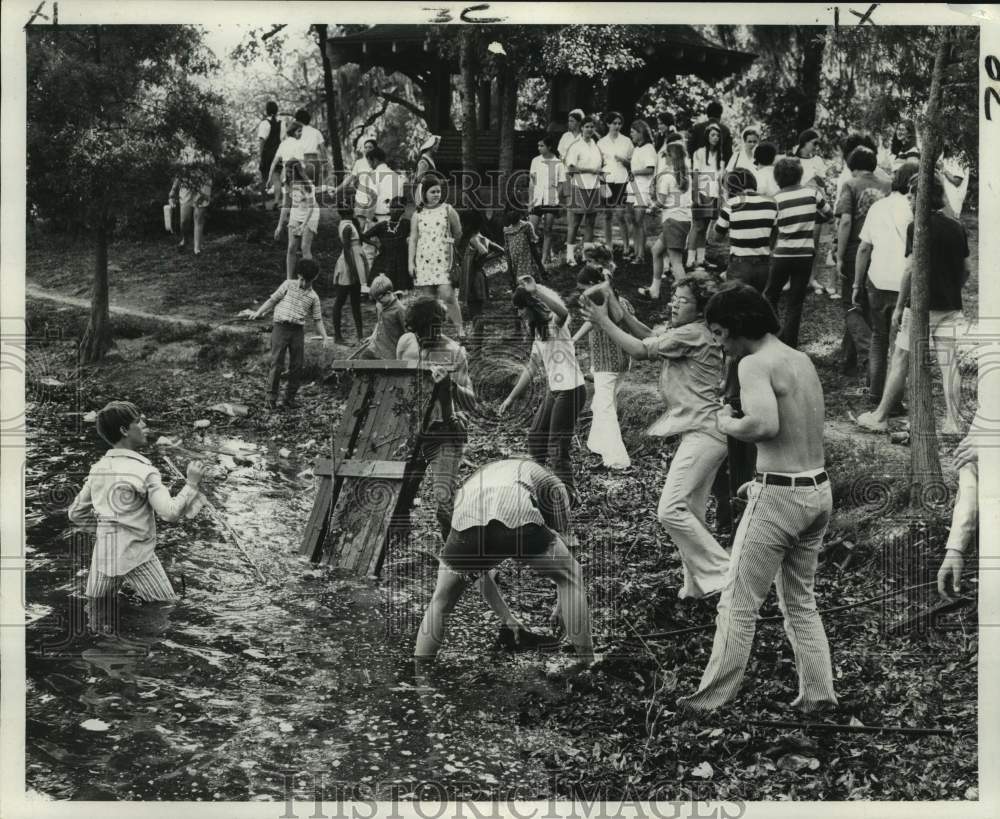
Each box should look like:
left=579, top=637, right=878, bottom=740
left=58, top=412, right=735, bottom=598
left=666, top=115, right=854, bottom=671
left=68, top=402, right=205, bottom=603
left=258, top=100, right=284, bottom=208
left=678, top=283, right=837, bottom=715
left=835, top=145, right=891, bottom=376
left=249, top=257, right=330, bottom=411
left=753, top=142, right=779, bottom=198
left=763, top=157, right=834, bottom=349
left=687, top=100, right=733, bottom=163
left=712, top=168, right=776, bottom=293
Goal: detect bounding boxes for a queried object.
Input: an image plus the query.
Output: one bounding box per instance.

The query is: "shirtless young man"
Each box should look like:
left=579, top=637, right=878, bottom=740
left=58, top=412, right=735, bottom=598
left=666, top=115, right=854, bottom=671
left=677, top=283, right=837, bottom=715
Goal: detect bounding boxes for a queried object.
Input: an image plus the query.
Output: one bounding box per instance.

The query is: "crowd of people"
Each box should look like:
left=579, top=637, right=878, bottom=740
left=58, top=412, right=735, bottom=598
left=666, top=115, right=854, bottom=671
left=88, top=95, right=977, bottom=715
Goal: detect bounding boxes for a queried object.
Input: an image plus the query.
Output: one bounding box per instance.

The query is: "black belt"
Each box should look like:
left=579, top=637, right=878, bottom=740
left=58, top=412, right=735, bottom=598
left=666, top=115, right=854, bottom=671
left=755, top=471, right=829, bottom=488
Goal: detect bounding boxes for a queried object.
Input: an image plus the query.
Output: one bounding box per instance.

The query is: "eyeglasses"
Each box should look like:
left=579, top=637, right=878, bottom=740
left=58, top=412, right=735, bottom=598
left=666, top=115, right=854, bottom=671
left=670, top=296, right=694, bottom=305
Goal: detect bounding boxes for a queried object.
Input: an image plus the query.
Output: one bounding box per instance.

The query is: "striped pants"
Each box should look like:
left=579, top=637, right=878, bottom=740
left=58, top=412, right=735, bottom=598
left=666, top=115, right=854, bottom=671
left=678, top=477, right=837, bottom=713
left=85, top=555, right=178, bottom=602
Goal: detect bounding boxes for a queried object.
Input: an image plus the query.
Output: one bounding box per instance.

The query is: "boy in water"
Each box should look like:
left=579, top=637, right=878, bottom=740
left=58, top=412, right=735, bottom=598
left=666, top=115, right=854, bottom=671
left=68, top=401, right=205, bottom=603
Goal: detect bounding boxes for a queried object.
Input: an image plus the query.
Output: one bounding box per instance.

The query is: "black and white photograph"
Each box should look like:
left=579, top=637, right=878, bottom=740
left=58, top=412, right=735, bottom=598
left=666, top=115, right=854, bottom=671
left=1, top=2, right=998, bottom=816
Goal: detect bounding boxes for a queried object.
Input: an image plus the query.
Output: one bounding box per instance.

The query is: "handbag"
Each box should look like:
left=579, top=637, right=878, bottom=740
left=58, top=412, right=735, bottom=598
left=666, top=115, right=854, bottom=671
left=481, top=250, right=508, bottom=278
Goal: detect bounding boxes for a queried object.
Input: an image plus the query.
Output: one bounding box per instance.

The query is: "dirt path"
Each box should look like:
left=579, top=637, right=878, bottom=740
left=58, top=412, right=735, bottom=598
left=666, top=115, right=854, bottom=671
left=26, top=283, right=256, bottom=334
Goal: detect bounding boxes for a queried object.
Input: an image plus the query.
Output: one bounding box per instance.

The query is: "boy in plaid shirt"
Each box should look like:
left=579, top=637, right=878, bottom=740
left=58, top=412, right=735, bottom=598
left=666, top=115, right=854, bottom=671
left=250, top=258, right=331, bottom=410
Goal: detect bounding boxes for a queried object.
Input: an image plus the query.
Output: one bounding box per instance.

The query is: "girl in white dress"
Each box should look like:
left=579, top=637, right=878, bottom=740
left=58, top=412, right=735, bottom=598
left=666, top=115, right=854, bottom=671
left=409, top=176, right=464, bottom=336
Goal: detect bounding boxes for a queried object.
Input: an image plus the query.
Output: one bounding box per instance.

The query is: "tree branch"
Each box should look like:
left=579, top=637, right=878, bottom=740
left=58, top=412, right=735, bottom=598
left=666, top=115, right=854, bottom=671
left=375, top=91, right=425, bottom=119
left=349, top=97, right=392, bottom=140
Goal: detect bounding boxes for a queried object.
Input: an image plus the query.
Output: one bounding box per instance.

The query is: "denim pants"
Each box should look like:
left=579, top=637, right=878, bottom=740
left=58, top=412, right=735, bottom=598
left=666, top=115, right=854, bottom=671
left=269, top=321, right=305, bottom=401
left=587, top=372, right=630, bottom=468
left=657, top=430, right=730, bottom=598
left=866, top=284, right=899, bottom=405
left=840, top=252, right=872, bottom=373
left=528, top=385, right=586, bottom=495
left=764, top=255, right=814, bottom=349
left=726, top=255, right=770, bottom=293
left=678, top=477, right=837, bottom=712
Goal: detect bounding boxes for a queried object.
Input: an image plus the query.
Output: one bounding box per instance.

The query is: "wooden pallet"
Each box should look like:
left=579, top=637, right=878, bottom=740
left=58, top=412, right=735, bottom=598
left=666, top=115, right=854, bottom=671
left=300, top=359, right=451, bottom=576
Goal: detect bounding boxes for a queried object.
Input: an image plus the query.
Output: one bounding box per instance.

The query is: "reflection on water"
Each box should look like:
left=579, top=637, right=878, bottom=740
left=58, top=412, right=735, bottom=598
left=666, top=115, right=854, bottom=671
left=25, top=409, right=552, bottom=801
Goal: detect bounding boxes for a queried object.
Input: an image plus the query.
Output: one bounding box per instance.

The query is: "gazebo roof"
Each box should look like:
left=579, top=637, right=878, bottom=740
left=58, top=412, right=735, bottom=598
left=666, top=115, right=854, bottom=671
left=327, top=24, right=755, bottom=81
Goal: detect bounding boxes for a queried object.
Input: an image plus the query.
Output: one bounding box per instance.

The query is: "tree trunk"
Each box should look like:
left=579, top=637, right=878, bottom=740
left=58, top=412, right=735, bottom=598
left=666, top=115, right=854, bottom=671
left=795, top=28, right=826, bottom=131
left=315, top=24, right=344, bottom=173
left=476, top=80, right=491, bottom=132
left=499, top=63, right=517, bottom=200
left=80, top=218, right=112, bottom=364
left=907, top=30, right=949, bottom=504
left=459, top=28, right=478, bottom=175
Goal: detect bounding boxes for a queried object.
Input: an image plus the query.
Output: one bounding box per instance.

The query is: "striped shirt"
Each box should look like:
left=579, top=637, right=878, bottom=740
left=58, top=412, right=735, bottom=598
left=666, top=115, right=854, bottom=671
left=451, top=459, right=571, bottom=534
left=714, top=193, right=777, bottom=257
left=268, top=279, right=323, bottom=325
left=773, top=186, right=833, bottom=258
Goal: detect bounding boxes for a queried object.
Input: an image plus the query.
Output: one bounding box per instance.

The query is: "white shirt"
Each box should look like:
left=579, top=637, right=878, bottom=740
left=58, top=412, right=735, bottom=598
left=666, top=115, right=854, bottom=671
left=351, top=156, right=373, bottom=178
left=531, top=318, right=585, bottom=391
left=530, top=155, right=567, bottom=206
left=298, top=124, right=325, bottom=155
left=557, top=131, right=580, bottom=163
left=691, top=147, right=722, bottom=199
left=858, top=191, right=913, bottom=291
left=256, top=117, right=285, bottom=142
left=755, top=165, right=780, bottom=199
left=565, top=139, right=604, bottom=190
left=274, top=136, right=305, bottom=166
left=597, top=133, right=634, bottom=184
left=367, top=163, right=405, bottom=214
left=656, top=169, right=693, bottom=222
left=797, top=154, right=827, bottom=189
left=630, top=143, right=658, bottom=177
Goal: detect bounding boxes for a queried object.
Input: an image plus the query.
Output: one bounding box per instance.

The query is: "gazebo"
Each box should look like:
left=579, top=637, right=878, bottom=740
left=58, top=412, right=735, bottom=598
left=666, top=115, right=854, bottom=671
left=327, top=24, right=756, bottom=173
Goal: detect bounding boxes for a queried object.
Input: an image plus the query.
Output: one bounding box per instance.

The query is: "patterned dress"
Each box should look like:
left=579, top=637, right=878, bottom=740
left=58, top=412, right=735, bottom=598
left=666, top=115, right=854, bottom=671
left=503, top=220, right=543, bottom=286
left=413, top=205, right=455, bottom=287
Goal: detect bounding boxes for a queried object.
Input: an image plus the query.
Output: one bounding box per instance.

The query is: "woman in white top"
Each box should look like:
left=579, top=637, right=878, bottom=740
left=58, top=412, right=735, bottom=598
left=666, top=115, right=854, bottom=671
left=625, top=120, right=657, bottom=265
left=500, top=276, right=587, bottom=502
left=688, top=123, right=723, bottom=268
left=557, top=108, right=584, bottom=164
left=529, top=134, right=567, bottom=266
left=640, top=141, right=693, bottom=301
left=597, top=111, right=634, bottom=259
left=793, top=128, right=836, bottom=297
left=725, top=126, right=761, bottom=176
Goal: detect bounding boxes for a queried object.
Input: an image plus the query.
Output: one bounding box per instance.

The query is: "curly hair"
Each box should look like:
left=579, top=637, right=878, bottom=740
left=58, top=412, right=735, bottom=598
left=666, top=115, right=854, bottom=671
left=404, top=295, right=447, bottom=343
left=672, top=274, right=720, bottom=314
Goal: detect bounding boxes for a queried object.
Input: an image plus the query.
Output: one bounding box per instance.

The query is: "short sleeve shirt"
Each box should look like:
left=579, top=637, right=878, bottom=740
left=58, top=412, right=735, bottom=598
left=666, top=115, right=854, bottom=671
left=531, top=318, right=586, bottom=391
left=640, top=321, right=724, bottom=441
left=257, top=118, right=285, bottom=142
left=565, top=139, right=604, bottom=190
left=858, top=192, right=912, bottom=291
left=451, top=458, right=572, bottom=534
left=597, top=134, right=634, bottom=184
left=656, top=168, right=693, bottom=222
left=298, top=124, right=325, bottom=155
left=270, top=280, right=322, bottom=325
left=557, top=131, right=580, bottom=163
left=530, top=156, right=567, bottom=206
left=275, top=137, right=305, bottom=166
left=835, top=172, right=892, bottom=251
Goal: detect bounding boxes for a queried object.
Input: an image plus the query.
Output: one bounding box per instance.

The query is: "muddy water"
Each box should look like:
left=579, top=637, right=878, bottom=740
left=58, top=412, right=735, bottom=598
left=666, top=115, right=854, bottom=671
left=24, top=408, right=561, bottom=801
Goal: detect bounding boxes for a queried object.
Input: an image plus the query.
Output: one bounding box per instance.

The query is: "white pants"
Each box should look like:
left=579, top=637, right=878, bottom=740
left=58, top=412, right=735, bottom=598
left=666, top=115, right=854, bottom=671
left=657, top=430, right=730, bottom=598
left=586, top=371, right=630, bottom=468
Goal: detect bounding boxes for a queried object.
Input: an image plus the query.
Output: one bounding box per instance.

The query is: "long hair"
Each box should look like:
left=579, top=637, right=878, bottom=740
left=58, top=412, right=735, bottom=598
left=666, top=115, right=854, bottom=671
left=630, top=119, right=653, bottom=147
left=702, top=124, right=723, bottom=170
left=794, top=128, right=820, bottom=158
left=663, top=141, right=690, bottom=193
left=890, top=121, right=917, bottom=157
left=511, top=287, right=552, bottom=340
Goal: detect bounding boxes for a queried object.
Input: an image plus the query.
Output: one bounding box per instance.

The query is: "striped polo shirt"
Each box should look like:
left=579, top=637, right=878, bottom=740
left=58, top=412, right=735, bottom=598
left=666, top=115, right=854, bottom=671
left=450, top=459, right=571, bottom=534
left=269, top=279, right=323, bottom=325
left=714, top=193, right=777, bottom=257
left=773, top=185, right=833, bottom=258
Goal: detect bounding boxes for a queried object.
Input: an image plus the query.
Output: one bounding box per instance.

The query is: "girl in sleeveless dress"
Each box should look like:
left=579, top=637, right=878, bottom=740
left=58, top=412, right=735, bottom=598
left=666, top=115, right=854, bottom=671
left=409, top=176, right=464, bottom=336
left=332, top=209, right=369, bottom=343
